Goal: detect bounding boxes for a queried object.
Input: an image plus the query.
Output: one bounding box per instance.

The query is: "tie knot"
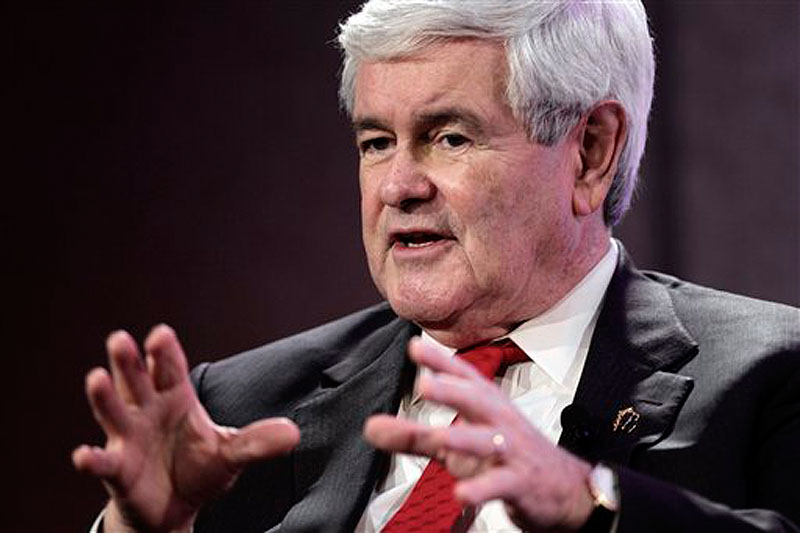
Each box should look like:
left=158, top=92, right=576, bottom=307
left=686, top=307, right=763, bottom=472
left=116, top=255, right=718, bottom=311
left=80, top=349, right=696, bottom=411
left=456, top=339, right=528, bottom=380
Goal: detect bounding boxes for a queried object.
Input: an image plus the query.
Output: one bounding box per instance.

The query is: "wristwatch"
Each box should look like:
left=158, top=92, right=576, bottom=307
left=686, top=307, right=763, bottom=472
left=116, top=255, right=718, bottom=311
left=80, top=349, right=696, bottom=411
left=580, top=462, right=619, bottom=532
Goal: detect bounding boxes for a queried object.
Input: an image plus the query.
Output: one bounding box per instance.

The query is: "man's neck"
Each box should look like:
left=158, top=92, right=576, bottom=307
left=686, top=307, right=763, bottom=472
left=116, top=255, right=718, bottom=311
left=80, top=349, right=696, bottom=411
left=420, top=236, right=614, bottom=349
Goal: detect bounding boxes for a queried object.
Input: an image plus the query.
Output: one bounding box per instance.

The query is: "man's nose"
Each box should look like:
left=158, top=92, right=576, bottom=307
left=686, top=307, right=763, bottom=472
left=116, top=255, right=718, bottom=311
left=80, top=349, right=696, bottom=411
left=379, top=148, right=435, bottom=210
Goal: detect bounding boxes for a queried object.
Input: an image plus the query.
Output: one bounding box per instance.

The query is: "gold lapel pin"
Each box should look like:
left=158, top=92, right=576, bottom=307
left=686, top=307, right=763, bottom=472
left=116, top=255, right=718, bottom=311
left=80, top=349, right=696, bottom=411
left=612, top=406, right=640, bottom=433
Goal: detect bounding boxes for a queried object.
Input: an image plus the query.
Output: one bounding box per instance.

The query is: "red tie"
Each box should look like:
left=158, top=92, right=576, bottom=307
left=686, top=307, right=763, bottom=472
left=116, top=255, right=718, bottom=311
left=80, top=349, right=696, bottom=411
left=381, top=340, right=529, bottom=532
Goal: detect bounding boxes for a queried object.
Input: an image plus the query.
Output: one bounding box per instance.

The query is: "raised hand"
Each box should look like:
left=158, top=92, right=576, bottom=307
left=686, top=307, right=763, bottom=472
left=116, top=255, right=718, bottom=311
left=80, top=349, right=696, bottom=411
left=73, top=325, right=300, bottom=532
left=364, top=338, right=594, bottom=532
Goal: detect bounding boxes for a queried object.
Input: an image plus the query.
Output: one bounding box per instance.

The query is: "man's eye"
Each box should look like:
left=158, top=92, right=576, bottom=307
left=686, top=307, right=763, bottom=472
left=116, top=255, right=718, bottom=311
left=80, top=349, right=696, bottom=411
left=436, top=133, right=470, bottom=150
left=360, top=137, right=393, bottom=154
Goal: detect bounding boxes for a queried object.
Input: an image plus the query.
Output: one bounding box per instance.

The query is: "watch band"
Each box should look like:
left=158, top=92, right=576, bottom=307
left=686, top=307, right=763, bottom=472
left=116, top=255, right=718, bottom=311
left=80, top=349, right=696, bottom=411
left=579, top=463, right=619, bottom=533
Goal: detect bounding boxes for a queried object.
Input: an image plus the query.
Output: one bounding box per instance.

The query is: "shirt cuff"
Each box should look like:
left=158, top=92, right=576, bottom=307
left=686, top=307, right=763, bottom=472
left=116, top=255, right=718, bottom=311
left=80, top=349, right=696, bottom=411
left=89, top=508, right=105, bottom=533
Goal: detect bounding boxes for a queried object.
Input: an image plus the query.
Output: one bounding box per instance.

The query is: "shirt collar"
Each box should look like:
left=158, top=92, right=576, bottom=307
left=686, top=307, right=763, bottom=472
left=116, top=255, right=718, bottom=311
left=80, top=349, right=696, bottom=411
left=420, top=239, right=618, bottom=388
left=508, top=239, right=617, bottom=386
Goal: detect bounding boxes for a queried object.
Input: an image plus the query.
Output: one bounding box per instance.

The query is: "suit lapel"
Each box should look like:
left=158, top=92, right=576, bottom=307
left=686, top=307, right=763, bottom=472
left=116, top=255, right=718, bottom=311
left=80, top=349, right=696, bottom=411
left=277, top=319, right=417, bottom=532
left=560, top=245, right=698, bottom=466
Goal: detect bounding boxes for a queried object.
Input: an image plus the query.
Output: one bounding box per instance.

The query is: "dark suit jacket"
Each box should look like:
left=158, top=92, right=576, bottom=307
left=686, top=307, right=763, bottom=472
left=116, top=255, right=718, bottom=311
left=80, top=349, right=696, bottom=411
left=191, top=247, right=800, bottom=532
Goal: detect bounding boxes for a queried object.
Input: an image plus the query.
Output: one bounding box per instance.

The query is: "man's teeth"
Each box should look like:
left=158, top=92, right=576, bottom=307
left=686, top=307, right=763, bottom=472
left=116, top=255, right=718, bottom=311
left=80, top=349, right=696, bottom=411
left=397, top=233, right=445, bottom=248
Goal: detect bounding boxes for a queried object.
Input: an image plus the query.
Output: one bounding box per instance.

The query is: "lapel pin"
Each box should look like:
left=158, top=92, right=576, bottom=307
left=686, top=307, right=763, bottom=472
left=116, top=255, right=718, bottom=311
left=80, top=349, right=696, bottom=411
left=612, top=406, right=640, bottom=433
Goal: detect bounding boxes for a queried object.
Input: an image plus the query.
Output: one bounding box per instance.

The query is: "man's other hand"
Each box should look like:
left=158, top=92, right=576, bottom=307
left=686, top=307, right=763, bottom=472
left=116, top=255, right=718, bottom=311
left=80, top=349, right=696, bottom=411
left=72, top=324, right=300, bottom=533
left=364, top=338, right=594, bottom=532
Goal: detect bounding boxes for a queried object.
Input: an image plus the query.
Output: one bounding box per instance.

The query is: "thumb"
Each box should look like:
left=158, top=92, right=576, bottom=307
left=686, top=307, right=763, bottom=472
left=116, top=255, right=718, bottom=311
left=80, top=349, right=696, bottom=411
left=221, top=417, right=300, bottom=468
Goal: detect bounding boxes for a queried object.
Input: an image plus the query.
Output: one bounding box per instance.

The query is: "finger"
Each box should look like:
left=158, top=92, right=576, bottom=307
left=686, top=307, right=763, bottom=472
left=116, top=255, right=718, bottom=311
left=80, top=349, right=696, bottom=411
left=445, top=426, right=515, bottom=478
left=445, top=450, right=483, bottom=479
left=144, top=324, right=189, bottom=391
left=443, top=424, right=508, bottom=459
left=454, top=466, right=518, bottom=506
left=107, top=330, right=154, bottom=405
left=72, top=444, right=121, bottom=480
left=408, top=337, right=486, bottom=382
left=221, top=417, right=301, bottom=468
left=86, top=367, right=131, bottom=436
left=419, top=372, right=507, bottom=425
left=364, top=414, right=449, bottom=457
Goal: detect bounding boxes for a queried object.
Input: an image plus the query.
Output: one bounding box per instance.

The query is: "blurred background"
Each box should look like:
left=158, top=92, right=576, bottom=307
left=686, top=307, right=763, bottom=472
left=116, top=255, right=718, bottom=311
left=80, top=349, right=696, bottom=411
left=5, top=1, right=798, bottom=530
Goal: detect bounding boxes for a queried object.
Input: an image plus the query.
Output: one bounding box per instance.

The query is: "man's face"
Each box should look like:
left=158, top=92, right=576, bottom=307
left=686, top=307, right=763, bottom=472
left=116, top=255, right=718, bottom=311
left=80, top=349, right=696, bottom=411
left=353, top=40, right=583, bottom=346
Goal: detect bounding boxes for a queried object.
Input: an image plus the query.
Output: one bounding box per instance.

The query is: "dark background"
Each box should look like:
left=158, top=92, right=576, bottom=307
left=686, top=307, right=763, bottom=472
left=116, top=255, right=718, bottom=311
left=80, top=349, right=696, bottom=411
left=6, top=2, right=798, bottom=531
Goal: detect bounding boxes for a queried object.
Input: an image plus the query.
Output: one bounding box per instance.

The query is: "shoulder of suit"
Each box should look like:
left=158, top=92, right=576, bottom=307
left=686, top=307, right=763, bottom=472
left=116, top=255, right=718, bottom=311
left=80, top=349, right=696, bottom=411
left=190, top=302, right=411, bottom=413
left=638, top=268, right=800, bottom=359
left=202, top=301, right=405, bottom=371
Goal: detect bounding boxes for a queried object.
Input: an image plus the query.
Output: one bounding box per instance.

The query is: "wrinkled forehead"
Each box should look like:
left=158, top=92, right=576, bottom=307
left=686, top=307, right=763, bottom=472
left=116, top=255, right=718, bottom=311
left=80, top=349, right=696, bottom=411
left=343, top=37, right=510, bottom=115
left=351, top=40, right=511, bottom=120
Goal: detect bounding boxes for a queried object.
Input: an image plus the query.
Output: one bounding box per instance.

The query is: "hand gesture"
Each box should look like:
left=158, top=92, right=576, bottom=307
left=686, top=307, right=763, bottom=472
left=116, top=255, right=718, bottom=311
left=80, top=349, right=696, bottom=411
left=73, top=325, right=300, bottom=532
left=364, top=338, right=594, bottom=532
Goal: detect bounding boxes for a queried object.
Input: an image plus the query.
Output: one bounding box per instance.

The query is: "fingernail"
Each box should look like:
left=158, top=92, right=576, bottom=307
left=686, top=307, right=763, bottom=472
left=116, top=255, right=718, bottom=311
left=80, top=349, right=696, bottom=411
left=105, top=330, right=127, bottom=347
left=152, top=323, right=174, bottom=335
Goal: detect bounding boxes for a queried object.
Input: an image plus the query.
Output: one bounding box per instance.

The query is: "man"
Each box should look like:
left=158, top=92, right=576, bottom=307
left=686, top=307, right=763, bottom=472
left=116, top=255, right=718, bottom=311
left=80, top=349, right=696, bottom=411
left=74, top=1, right=800, bottom=531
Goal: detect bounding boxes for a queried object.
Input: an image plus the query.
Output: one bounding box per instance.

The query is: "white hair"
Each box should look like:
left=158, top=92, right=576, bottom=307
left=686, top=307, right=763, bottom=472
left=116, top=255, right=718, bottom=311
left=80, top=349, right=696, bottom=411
left=337, top=0, right=655, bottom=226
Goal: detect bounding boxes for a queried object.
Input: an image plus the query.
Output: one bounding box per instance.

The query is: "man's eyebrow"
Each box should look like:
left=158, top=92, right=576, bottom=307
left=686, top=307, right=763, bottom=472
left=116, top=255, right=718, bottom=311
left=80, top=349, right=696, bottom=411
left=352, top=117, right=391, bottom=134
left=352, top=108, right=488, bottom=135
left=416, top=107, right=487, bottom=135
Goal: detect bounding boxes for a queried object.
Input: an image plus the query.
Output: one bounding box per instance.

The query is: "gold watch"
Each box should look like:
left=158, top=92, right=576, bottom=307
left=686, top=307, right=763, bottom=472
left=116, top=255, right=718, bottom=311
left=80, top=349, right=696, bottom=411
left=580, top=462, right=619, bottom=532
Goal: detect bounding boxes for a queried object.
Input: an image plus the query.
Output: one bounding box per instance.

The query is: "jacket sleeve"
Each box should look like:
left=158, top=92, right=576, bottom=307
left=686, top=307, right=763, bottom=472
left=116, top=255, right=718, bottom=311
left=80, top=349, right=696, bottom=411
left=615, top=467, right=799, bottom=532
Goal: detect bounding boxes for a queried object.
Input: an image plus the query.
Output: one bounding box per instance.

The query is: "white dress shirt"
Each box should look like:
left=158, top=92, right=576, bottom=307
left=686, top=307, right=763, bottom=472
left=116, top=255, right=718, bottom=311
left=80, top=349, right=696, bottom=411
left=356, top=240, right=618, bottom=532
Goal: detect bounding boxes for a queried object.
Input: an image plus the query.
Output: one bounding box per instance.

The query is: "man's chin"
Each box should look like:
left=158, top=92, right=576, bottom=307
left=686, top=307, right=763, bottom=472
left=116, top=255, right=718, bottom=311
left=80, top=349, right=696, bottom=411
left=385, top=293, right=462, bottom=329
left=377, top=270, right=474, bottom=326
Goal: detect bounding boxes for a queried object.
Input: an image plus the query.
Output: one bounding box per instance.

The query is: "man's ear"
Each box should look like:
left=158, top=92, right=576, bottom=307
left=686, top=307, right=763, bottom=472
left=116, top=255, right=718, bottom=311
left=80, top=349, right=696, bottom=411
left=572, top=101, right=627, bottom=217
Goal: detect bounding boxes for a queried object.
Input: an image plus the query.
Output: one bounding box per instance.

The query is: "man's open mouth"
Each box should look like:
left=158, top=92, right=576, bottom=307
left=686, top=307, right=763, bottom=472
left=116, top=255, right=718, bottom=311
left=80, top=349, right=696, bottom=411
left=392, top=231, right=450, bottom=249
